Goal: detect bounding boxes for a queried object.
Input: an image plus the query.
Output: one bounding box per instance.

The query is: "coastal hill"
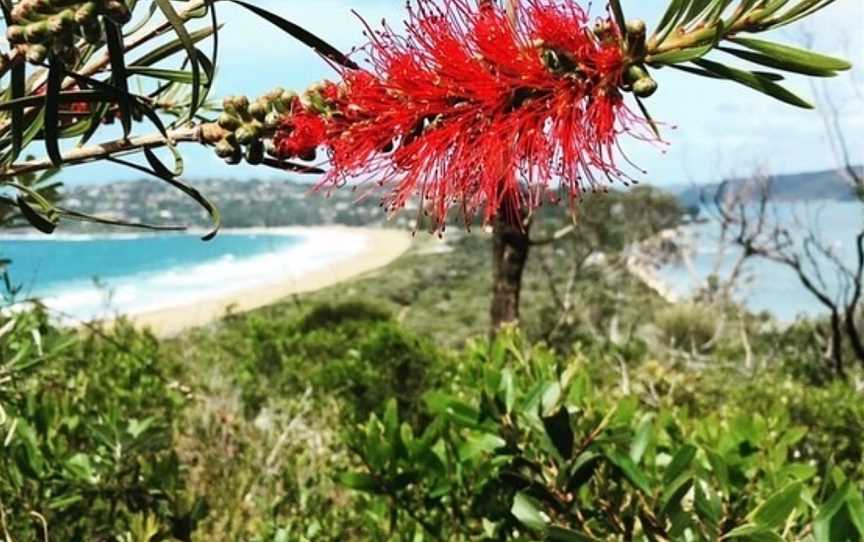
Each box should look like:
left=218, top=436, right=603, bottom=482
left=671, top=166, right=863, bottom=211
left=58, top=165, right=861, bottom=231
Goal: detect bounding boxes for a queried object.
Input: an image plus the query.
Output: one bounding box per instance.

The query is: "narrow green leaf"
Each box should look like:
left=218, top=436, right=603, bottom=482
left=339, top=472, right=380, bottom=493
left=655, top=0, right=688, bottom=34
left=225, top=0, right=359, bottom=69
left=692, top=58, right=813, bottom=109
left=728, top=37, right=851, bottom=72
left=629, top=414, right=654, bottom=464
left=648, top=42, right=714, bottom=65
left=154, top=0, right=201, bottom=121
left=144, top=148, right=221, bottom=240
left=44, top=55, right=63, bottom=167
left=724, top=525, right=782, bottom=541
left=16, top=196, right=56, bottom=234
left=663, top=444, right=698, bottom=486
left=104, top=21, right=133, bottom=137
left=608, top=0, right=627, bottom=37
left=9, top=61, right=25, bottom=163
left=719, top=46, right=840, bottom=76
left=847, top=487, right=864, bottom=536
left=126, top=66, right=203, bottom=84
left=131, top=26, right=218, bottom=67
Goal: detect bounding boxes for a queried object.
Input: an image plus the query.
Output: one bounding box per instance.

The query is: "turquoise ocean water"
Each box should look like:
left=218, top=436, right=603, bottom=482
left=0, top=230, right=366, bottom=322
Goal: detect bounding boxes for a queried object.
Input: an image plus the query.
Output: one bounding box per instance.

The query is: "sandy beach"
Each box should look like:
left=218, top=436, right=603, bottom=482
left=128, top=226, right=412, bottom=337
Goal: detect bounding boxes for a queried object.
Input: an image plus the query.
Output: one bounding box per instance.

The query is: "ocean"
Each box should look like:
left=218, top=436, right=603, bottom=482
left=657, top=201, right=863, bottom=322
left=0, top=229, right=367, bottom=322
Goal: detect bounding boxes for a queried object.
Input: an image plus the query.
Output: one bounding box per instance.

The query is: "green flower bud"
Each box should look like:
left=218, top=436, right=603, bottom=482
left=235, top=125, right=256, bottom=145
left=75, top=2, right=97, bottom=25
left=232, top=95, right=250, bottom=111
left=626, top=19, right=646, bottom=38
left=6, top=25, right=26, bottom=44
left=224, top=145, right=243, bottom=165
left=218, top=112, right=241, bottom=131
left=25, top=44, right=48, bottom=64
left=214, top=138, right=236, bottom=159
left=47, top=13, right=73, bottom=35
left=24, top=22, right=50, bottom=44
left=248, top=101, right=267, bottom=121
left=624, top=64, right=649, bottom=86
left=633, top=77, right=658, bottom=98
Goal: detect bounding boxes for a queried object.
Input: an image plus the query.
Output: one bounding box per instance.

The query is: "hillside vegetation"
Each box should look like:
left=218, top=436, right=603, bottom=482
left=1, top=188, right=862, bottom=541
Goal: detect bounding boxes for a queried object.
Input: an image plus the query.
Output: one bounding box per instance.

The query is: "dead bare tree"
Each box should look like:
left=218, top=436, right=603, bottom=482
left=712, top=172, right=863, bottom=376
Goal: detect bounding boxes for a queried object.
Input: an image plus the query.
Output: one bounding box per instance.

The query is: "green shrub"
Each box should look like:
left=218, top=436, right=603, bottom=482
left=0, top=310, right=204, bottom=542
left=341, top=330, right=864, bottom=541
left=224, top=301, right=445, bottom=424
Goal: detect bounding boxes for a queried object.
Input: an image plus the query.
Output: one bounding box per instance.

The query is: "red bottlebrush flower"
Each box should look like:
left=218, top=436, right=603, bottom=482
left=273, top=104, right=329, bottom=161
left=319, top=0, right=657, bottom=230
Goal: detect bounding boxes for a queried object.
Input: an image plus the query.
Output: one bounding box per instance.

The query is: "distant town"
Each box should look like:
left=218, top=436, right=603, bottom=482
left=60, top=178, right=416, bottom=231
left=57, top=166, right=861, bottom=232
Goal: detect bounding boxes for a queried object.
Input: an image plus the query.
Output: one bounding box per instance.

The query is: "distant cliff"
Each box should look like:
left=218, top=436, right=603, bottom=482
left=672, top=167, right=863, bottom=211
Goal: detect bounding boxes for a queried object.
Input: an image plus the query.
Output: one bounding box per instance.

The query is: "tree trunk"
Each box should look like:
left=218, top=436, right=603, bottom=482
left=844, top=310, right=864, bottom=365
left=828, top=309, right=845, bottom=377
left=490, top=217, right=531, bottom=333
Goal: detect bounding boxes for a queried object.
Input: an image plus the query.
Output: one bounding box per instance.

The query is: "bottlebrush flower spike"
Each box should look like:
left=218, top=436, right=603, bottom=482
left=318, top=0, right=658, bottom=230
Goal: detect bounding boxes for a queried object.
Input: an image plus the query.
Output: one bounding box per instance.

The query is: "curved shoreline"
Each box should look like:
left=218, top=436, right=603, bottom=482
left=122, top=226, right=412, bottom=337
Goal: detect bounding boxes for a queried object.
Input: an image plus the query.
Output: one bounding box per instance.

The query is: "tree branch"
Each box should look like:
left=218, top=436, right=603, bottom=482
left=0, top=126, right=204, bottom=180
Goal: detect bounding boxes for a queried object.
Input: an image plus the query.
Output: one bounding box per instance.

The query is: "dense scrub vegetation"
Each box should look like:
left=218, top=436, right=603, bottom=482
left=2, top=189, right=862, bottom=541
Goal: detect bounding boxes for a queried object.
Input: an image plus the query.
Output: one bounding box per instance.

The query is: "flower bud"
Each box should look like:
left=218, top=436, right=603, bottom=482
left=6, top=25, right=26, bottom=44
left=625, top=64, right=648, bottom=83
left=47, top=12, right=73, bottom=35
left=214, top=138, right=236, bottom=158
left=235, top=125, right=256, bottom=145
left=103, top=0, right=132, bottom=25
left=633, top=77, right=658, bottom=98
left=25, top=44, right=48, bottom=64
left=248, top=101, right=267, bottom=121
left=24, top=22, right=50, bottom=43
left=224, top=145, right=243, bottom=165
left=217, top=112, right=241, bottom=131
left=75, top=2, right=97, bottom=25
left=246, top=140, right=264, bottom=165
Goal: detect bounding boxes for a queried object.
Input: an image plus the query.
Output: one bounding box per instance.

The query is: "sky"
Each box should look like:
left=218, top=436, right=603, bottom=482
left=49, top=0, right=864, bottom=188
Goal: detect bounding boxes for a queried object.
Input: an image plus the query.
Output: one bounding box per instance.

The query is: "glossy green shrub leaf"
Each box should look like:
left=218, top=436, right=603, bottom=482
left=606, top=450, right=651, bottom=493
left=542, top=406, right=574, bottom=461
left=511, top=492, right=548, bottom=532
left=749, top=481, right=803, bottom=529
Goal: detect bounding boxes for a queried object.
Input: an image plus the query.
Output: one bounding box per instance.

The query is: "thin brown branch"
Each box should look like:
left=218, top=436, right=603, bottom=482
left=0, top=126, right=204, bottom=180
